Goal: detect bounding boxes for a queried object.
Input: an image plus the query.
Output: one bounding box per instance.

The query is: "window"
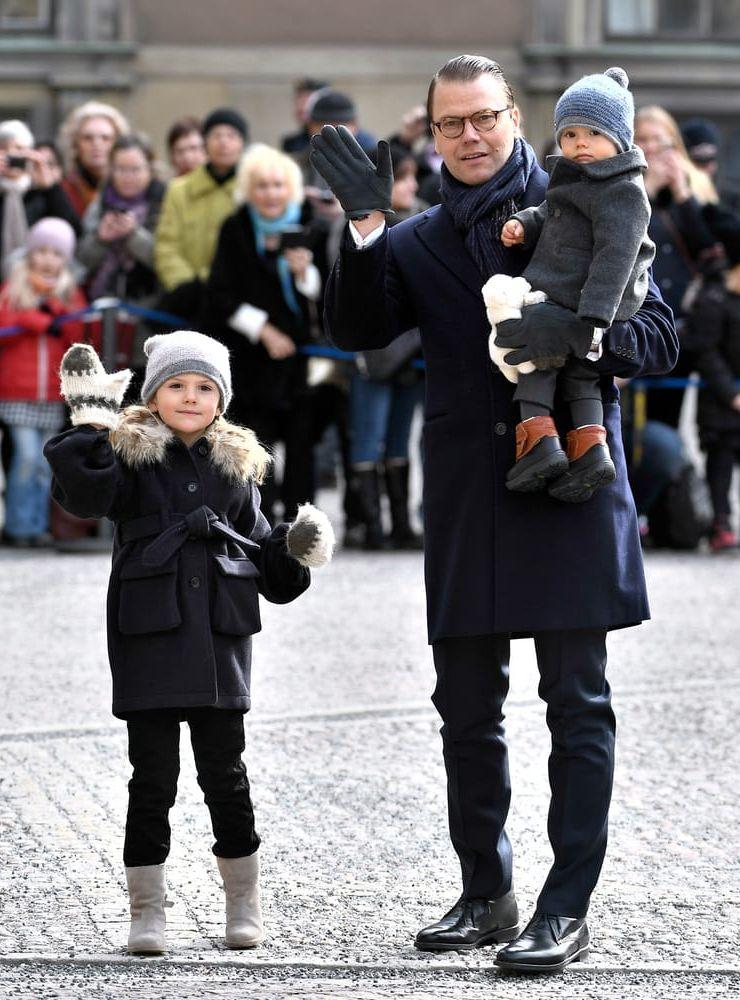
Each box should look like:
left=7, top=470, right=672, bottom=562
left=606, top=0, right=740, bottom=37
left=0, top=0, right=52, bottom=31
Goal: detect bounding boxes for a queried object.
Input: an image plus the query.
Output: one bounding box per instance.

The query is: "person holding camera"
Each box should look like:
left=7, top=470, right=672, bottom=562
left=0, top=120, right=79, bottom=277
left=205, top=144, right=323, bottom=522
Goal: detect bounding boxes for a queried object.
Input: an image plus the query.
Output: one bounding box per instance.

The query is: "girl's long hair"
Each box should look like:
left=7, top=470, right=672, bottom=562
left=2, top=256, right=76, bottom=310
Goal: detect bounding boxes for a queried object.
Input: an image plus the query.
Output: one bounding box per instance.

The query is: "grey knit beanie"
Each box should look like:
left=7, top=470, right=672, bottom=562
left=554, top=67, right=634, bottom=153
left=141, top=331, right=232, bottom=410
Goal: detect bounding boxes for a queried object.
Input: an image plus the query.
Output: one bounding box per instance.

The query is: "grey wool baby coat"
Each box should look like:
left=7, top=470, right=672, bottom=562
left=513, top=147, right=655, bottom=328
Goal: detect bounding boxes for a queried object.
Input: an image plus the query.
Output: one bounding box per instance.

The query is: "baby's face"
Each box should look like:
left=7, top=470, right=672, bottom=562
left=559, top=126, right=619, bottom=164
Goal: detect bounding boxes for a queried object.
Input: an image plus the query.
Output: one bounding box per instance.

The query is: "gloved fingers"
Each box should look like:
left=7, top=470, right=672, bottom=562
left=103, top=368, right=134, bottom=396
left=501, top=347, right=532, bottom=366
left=493, top=317, right=524, bottom=345
left=375, top=139, right=394, bottom=181
left=308, top=146, right=340, bottom=184
left=335, top=125, right=375, bottom=168
left=533, top=355, right=567, bottom=370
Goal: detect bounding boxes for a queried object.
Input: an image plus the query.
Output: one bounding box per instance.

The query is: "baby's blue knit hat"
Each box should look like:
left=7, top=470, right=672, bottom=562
left=554, top=67, right=634, bottom=153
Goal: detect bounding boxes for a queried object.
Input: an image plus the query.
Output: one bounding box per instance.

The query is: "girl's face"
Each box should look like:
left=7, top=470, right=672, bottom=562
left=250, top=167, right=290, bottom=219
left=28, top=246, right=65, bottom=285
left=635, top=119, right=674, bottom=163
left=148, top=373, right=221, bottom=446
left=75, top=115, right=117, bottom=174
left=110, top=147, right=151, bottom=199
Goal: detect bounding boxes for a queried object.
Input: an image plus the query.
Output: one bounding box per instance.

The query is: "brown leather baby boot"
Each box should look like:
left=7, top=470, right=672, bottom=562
left=548, top=424, right=616, bottom=503
left=505, top=416, right=568, bottom=493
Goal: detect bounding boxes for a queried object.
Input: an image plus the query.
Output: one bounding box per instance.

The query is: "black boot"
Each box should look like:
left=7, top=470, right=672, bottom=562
left=415, top=892, right=520, bottom=951
left=495, top=912, right=589, bottom=973
left=349, top=465, right=387, bottom=550
left=384, top=460, right=423, bottom=550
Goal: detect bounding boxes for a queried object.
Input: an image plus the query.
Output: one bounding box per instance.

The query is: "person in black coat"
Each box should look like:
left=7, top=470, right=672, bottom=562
left=687, top=262, right=740, bottom=550
left=44, top=331, right=334, bottom=955
left=205, top=143, right=324, bottom=522
left=311, top=55, right=678, bottom=973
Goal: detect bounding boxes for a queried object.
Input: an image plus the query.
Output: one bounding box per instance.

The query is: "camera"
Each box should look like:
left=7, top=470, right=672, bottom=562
left=6, top=155, right=28, bottom=170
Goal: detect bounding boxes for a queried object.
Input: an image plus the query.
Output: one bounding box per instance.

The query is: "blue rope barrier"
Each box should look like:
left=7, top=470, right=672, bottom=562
left=0, top=296, right=737, bottom=387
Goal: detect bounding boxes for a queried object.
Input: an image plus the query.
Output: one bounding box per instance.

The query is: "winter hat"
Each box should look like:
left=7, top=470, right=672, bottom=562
left=681, top=118, right=720, bottom=164
left=308, top=89, right=356, bottom=124
left=554, top=67, right=634, bottom=153
left=141, top=331, right=232, bottom=411
left=26, top=217, right=76, bottom=260
left=202, top=107, right=249, bottom=143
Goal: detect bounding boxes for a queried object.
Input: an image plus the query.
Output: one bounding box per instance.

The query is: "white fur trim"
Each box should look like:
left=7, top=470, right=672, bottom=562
left=109, top=406, right=271, bottom=484
left=229, top=303, right=269, bottom=342
left=482, top=273, right=547, bottom=383
left=287, top=503, right=335, bottom=568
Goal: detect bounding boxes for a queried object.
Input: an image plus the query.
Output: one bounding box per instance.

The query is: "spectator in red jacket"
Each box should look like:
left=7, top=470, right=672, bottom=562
left=0, top=217, right=89, bottom=545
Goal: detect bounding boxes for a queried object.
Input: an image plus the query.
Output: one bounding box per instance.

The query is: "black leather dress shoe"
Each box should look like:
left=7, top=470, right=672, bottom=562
left=414, top=891, right=519, bottom=952
left=495, top=912, right=589, bottom=973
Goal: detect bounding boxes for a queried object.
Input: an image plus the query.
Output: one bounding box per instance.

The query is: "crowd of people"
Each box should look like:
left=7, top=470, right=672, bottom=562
left=0, top=78, right=738, bottom=552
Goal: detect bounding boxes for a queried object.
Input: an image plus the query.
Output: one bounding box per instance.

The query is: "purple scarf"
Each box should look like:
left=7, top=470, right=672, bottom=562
left=88, top=183, right=150, bottom=300
left=440, top=138, right=539, bottom=279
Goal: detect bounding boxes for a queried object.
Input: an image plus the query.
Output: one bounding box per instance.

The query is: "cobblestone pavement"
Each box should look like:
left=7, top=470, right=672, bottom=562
left=0, top=517, right=738, bottom=998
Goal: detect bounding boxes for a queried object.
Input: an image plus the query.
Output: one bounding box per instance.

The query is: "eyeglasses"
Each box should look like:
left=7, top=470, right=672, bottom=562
left=431, top=107, right=512, bottom=140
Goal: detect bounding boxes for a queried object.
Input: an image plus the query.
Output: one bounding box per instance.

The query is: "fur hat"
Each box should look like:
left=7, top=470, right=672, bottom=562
left=26, top=217, right=76, bottom=260
left=141, top=331, right=232, bottom=410
left=308, top=89, right=356, bottom=124
left=554, top=67, right=634, bottom=153
left=201, top=107, right=248, bottom=143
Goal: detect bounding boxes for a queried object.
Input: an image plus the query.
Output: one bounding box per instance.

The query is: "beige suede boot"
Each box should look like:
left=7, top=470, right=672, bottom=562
left=217, top=853, right=264, bottom=948
left=125, top=864, right=168, bottom=954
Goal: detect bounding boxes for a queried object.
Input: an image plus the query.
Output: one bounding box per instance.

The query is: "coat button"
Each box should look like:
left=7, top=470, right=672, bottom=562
left=198, top=444, right=208, bottom=456
left=189, top=576, right=201, bottom=588
left=186, top=483, right=198, bottom=492
left=494, top=422, right=507, bottom=435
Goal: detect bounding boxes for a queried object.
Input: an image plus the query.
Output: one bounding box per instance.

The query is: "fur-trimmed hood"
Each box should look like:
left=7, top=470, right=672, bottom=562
left=110, top=406, right=271, bottom=484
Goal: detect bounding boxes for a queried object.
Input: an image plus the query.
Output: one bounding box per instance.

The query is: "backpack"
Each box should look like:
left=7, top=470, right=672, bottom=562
left=648, top=463, right=713, bottom=550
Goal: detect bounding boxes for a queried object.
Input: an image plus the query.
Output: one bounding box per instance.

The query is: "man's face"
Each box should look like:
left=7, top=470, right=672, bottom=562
left=205, top=125, right=244, bottom=172
left=431, top=74, right=519, bottom=185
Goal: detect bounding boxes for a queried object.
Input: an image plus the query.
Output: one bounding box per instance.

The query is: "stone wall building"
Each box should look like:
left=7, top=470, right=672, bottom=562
left=1, top=0, right=739, bottom=193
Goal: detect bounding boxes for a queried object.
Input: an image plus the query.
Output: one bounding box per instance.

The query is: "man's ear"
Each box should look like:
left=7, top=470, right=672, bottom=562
left=510, top=105, right=521, bottom=137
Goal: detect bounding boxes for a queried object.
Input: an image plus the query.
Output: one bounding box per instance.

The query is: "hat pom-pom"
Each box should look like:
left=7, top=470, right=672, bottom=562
left=143, top=334, right=166, bottom=357
left=605, top=66, right=629, bottom=89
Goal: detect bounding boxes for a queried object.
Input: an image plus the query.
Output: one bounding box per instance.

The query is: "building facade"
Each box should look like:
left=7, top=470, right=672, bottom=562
left=1, top=0, right=740, bottom=192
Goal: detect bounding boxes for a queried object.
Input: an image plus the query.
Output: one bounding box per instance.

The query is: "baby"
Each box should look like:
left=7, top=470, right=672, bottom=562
left=491, top=67, right=655, bottom=502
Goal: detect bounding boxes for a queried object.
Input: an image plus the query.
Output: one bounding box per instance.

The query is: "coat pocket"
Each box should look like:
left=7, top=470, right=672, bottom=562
left=118, top=555, right=181, bottom=635
left=212, top=554, right=262, bottom=636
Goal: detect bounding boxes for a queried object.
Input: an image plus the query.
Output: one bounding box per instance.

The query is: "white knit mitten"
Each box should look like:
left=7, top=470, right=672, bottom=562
left=60, top=343, right=132, bottom=430
left=286, top=503, right=335, bottom=568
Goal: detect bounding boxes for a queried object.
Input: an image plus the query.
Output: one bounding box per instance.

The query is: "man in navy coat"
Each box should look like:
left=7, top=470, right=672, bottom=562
left=311, top=55, right=678, bottom=973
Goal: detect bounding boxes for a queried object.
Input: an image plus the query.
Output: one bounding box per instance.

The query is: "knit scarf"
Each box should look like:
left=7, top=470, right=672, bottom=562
left=248, top=203, right=302, bottom=316
left=0, top=174, right=31, bottom=269
left=88, top=183, right=150, bottom=300
left=440, top=137, right=539, bottom=278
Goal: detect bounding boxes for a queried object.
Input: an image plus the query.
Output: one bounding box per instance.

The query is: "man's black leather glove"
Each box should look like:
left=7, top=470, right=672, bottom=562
left=309, top=125, right=393, bottom=220
left=495, top=301, right=596, bottom=366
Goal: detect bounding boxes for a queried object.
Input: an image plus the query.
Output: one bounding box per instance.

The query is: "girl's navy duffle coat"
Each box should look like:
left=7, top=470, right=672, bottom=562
left=44, top=407, right=310, bottom=718
left=325, top=168, right=679, bottom=642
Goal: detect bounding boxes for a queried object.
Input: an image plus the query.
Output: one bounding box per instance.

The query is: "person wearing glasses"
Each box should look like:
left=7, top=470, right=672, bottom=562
left=311, top=54, right=677, bottom=973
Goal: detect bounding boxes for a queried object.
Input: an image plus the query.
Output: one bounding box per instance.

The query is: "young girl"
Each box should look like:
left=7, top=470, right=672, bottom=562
left=0, top=217, right=87, bottom=545
left=44, top=330, right=334, bottom=954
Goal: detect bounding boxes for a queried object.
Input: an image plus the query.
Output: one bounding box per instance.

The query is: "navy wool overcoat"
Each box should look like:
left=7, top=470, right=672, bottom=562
left=44, top=408, right=310, bottom=717
left=325, top=169, right=679, bottom=641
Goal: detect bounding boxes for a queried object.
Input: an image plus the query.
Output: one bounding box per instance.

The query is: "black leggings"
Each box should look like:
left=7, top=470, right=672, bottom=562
left=705, top=438, right=740, bottom=522
left=124, top=707, right=259, bottom=867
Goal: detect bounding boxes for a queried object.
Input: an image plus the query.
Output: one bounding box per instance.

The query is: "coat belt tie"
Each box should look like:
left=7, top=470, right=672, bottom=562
left=133, top=505, right=259, bottom=568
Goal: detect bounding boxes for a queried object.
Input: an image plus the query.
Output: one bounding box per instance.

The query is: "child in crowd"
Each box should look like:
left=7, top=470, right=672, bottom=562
left=0, top=217, right=87, bottom=545
left=44, top=330, right=334, bottom=954
left=488, top=67, right=655, bottom=502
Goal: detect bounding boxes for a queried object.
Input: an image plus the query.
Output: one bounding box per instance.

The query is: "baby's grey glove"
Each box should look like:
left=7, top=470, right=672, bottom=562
left=60, top=343, right=132, bottom=430
left=495, top=301, right=595, bottom=367
left=286, top=503, right=335, bottom=568
left=309, top=125, right=393, bottom=220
